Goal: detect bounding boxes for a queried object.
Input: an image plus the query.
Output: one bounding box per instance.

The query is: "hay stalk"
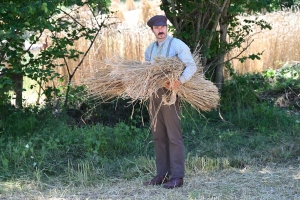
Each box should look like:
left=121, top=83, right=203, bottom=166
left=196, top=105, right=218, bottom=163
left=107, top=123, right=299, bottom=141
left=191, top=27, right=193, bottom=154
left=82, top=55, right=220, bottom=112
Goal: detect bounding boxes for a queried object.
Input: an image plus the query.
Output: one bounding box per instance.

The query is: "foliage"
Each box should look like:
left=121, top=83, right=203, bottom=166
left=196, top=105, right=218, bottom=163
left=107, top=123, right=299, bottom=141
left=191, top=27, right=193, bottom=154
left=221, top=71, right=266, bottom=111
left=0, top=105, right=39, bottom=137
left=1, top=97, right=299, bottom=180
left=0, top=0, right=109, bottom=107
left=0, top=75, right=12, bottom=105
left=259, top=62, right=300, bottom=111
left=88, top=98, right=149, bottom=127
left=221, top=62, right=300, bottom=112
left=263, top=62, right=300, bottom=92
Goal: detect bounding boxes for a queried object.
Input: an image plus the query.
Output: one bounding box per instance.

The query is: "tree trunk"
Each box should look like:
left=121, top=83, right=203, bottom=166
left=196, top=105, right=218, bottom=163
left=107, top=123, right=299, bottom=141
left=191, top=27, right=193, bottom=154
left=11, top=73, right=23, bottom=108
left=215, top=0, right=230, bottom=91
left=215, top=24, right=228, bottom=91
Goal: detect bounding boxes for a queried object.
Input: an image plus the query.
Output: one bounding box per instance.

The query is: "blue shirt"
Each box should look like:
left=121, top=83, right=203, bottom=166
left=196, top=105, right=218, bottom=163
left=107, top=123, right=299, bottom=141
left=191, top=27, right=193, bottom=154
left=144, top=35, right=197, bottom=84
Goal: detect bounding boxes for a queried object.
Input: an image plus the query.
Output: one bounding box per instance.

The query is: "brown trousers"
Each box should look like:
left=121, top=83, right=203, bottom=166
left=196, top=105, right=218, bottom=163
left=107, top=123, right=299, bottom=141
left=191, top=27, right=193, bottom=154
left=149, top=88, right=185, bottom=178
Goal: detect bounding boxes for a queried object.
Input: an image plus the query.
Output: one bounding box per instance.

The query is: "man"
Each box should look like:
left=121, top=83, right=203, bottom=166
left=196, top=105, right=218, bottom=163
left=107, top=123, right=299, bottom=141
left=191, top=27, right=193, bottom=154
left=143, top=15, right=197, bottom=189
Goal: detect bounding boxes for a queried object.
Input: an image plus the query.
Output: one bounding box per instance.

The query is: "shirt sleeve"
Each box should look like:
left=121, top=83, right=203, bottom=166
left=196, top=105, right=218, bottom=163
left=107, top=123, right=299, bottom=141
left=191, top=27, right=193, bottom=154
left=173, top=39, right=197, bottom=84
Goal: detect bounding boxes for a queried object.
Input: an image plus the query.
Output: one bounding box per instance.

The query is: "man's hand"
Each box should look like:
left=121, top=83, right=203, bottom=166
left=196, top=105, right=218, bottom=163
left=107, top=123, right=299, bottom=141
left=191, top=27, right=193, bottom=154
left=164, top=80, right=181, bottom=90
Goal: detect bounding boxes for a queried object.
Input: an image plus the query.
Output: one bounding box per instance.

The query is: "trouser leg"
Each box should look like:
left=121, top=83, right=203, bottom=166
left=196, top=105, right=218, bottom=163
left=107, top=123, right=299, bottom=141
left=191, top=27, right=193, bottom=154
left=150, top=88, right=185, bottom=178
left=163, top=98, right=185, bottom=178
left=150, top=89, right=170, bottom=176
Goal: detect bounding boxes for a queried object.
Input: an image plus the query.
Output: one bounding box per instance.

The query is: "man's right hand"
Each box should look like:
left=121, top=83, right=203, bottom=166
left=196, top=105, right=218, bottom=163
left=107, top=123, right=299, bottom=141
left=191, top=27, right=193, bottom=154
left=164, top=80, right=181, bottom=90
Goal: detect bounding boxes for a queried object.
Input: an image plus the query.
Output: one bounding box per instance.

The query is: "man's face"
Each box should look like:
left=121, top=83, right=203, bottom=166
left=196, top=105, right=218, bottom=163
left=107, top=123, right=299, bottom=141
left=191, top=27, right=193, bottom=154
left=152, top=25, right=167, bottom=41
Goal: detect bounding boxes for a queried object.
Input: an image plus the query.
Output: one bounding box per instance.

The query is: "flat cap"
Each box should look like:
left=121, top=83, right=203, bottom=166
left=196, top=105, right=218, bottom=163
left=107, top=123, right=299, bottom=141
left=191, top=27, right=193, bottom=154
left=147, top=15, right=167, bottom=27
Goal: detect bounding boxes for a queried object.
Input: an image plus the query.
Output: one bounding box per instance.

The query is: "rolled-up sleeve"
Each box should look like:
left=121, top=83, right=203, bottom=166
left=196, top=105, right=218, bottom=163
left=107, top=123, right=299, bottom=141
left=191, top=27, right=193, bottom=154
left=174, top=40, right=197, bottom=84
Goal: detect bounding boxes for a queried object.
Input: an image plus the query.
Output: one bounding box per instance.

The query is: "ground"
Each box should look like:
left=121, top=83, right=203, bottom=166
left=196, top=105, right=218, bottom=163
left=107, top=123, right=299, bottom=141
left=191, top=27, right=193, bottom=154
left=1, top=164, right=299, bottom=199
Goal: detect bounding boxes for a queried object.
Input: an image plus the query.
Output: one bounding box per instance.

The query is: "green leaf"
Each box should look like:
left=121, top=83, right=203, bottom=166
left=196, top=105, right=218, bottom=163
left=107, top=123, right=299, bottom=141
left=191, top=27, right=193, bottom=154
left=42, top=2, right=48, bottom=13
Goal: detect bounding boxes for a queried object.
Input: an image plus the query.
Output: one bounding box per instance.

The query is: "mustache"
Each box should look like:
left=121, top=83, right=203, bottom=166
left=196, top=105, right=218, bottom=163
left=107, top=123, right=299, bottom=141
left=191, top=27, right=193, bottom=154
left=158, top=32, right=164, bottom=35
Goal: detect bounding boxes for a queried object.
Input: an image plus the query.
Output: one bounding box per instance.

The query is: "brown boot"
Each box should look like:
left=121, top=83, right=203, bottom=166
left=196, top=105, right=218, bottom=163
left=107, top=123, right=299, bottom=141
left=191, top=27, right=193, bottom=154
left=163, top=178, right=183, bottom=189
left=143, top=175, right=169, bottom=186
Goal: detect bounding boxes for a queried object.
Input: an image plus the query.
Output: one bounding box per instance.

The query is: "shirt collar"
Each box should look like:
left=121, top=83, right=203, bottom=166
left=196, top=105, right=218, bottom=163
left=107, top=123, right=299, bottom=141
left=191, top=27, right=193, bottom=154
left=156, top=35, right=171, bottom=46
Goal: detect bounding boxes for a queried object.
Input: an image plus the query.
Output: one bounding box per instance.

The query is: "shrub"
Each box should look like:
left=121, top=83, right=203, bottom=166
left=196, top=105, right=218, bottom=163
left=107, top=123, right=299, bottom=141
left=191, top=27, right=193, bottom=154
left=221, top=72, right=267, bottom=112
left=0, top=105, right=39, bottom=137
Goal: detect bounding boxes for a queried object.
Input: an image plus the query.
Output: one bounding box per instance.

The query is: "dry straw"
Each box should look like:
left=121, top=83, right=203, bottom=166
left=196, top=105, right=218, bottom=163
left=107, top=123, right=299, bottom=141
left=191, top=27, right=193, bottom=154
left=82, top=53, right=220, bottom=112
left=139, top=0, right=162, bottom=25
left=125, top=0, right=137, bottom=11
left=228, top=11, right=300, bottom=75
left=110, top=0, right=125, bottom=22
left=140, top=0, right=152, bottom=24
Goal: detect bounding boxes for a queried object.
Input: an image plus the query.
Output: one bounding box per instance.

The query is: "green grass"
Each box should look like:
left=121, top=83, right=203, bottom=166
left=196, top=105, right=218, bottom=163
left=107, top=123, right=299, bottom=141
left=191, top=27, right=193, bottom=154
left=0, top=65, right=300, bottom=197
left=1, top=102, right=299, bottom=183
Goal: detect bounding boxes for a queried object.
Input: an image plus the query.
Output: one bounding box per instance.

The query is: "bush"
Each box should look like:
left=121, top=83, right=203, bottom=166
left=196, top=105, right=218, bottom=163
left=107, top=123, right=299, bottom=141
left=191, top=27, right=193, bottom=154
left=221, top=72, right=267, bottom=112
left=0, top=116, right=152, bottom=178
left=0, top=105, right=39, bottom=137
left=53, top=85, right=150, bottom=127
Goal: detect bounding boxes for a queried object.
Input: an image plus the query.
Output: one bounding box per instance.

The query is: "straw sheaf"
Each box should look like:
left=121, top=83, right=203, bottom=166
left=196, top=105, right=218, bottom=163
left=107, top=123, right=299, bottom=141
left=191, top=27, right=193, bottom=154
left=83, top=56, right=220, bottom=112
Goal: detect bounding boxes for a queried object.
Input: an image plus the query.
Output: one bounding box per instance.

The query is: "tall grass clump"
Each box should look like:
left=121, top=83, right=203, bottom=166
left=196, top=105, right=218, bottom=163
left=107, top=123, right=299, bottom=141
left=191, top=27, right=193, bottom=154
left=139, top=0, right=162, bottom=25
left=110, top=0, right=125, bottom=22
left=125, top=0, right=136, bottom=11
left=229, top=11, right=300, bottom=74
left=52, top=10, right=300, bottom=89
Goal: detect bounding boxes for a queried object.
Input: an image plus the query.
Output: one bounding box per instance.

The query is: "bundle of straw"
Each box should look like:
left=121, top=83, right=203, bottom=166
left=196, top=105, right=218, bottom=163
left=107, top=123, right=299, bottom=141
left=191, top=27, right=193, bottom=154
left=83, top=56, right=220, bottom=112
